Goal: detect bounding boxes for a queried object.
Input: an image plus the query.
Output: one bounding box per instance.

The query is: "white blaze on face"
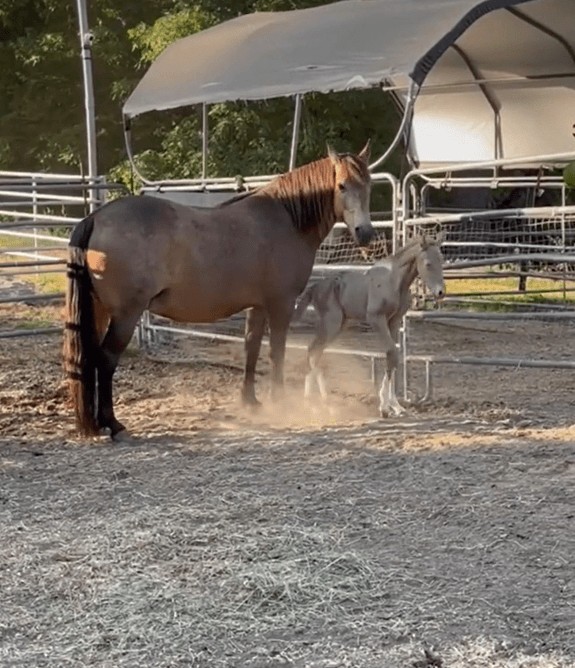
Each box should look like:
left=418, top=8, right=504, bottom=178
left=329, top=145, right=373, bottom=246
left=419, top=244, right=445, bottom=299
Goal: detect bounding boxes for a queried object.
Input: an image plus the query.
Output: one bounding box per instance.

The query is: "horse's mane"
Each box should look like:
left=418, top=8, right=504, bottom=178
left=219, top=154, right=369, bottom=239
left=257, top=158, right=335, bottom=237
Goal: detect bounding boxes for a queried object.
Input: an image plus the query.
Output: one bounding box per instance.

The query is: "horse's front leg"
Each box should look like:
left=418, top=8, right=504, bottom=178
left=242, top=307, right=266, bottom=407
left=368, top=312, right=404, bottom=418
left=267, top=301, right=295, bottom=401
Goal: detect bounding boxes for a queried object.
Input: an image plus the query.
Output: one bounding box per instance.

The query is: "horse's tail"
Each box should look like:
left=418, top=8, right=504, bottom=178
left=292, top=283, right=316, bottom=322
left=63, top=214, right=99, bottom=436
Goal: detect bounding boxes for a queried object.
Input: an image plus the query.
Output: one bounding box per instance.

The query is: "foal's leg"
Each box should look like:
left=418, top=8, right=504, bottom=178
left=384, top=314, right=405, bottom=416
left=305, top=306, right=344, bottom=401
left=368, top=312, right=403, bottom=417
left=96, top=309, right=142, bottom=439
left=268, top=301, right=296, bottom=401
left=242, top=306, right=266, bottom=407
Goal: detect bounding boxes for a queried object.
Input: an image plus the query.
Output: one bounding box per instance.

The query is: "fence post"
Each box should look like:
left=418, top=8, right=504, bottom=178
left=32, top=177, right=39, bottom=279
left=76, top=0, right=98, bottom=213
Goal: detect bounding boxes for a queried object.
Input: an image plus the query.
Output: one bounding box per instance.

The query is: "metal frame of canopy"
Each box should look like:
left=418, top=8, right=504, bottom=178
left=123, top=79, right=419, bottom=186
left=121, top=0, right=575, bottom=184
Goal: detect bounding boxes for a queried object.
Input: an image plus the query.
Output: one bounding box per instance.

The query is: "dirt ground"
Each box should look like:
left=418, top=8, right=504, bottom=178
left=1, top=300, right=574, bottom=667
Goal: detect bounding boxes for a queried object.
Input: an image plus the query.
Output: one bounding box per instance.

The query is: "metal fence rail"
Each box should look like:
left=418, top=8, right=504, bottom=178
left=399, top=166, right=575, bottom=400
left=0, top=172, right=124, bottom=338
left=135, top=167, right=575, bottom=406
left=5, top=165, right=574, bottom=411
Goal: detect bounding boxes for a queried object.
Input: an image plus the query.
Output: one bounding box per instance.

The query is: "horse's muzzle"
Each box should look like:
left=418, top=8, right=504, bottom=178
left=355, top=225, right=375, bottom=248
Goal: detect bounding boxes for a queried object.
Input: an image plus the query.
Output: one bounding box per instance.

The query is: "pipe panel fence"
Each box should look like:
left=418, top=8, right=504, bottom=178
left=399, top=170, right=575, bottom=401
left=0, top=172, right=125, bottom=338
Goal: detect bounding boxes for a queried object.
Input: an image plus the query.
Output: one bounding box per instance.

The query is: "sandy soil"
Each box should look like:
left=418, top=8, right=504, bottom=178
left=1, top=301, right=574, bottom=667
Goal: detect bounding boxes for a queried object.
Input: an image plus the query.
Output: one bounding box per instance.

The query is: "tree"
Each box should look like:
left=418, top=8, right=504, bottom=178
left=0, top=0, right=403, bottom=195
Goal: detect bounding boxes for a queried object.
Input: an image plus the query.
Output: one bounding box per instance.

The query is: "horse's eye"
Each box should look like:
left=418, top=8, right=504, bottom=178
left=338, top=182, right=346, bottom=192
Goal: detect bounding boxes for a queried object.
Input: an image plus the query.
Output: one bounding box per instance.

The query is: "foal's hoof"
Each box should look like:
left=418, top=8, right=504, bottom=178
left=378, top=406, right=399, bottom=419
left=323, top=403, right=338, bottom=418
left=379, top=403, right=406, bottom=419
left=404, top=395, right=429, bottom=409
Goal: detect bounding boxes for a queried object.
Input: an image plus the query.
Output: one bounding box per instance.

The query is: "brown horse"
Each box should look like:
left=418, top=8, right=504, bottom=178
left=64, top=143, right=374, bottom=439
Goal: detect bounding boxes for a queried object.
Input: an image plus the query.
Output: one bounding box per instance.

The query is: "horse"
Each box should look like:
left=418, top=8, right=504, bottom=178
left=63, top=142, right=374, bottom=439
left=292, top=235, right=445, bottom=417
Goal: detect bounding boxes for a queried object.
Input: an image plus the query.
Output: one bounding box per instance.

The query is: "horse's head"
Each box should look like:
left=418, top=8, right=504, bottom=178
left=416, top=234, right=446, bottom=301
left=329, top=140, right=374, bottom=247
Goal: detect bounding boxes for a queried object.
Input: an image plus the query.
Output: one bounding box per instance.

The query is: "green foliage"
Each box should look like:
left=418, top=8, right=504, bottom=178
left=129, top=7, right=217, bottom=63
left=1, top=0, right=403, bottom=198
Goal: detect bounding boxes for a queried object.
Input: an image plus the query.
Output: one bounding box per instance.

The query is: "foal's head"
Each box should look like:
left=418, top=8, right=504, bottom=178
left=416, top=235, right=446, bottom=300
left=329, top=141, right=374, bottom=247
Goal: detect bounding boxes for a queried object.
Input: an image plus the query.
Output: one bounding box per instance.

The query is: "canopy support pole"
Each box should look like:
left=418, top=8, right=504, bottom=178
left=369, top=80, right=419, bottom=172
left=123, top=116, right=152, bottom=187
left=75, top=0, right=98, bottom=211
left=451, top=44, right=502, bottom=160
left=288, top=94, right=303, bottom=171
left=506, top=6, right=575, bottom=64
left=201, top=103, right=209, bottom=179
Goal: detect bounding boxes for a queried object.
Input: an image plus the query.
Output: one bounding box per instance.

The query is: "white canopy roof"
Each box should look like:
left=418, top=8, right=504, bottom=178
left=123, top=0, right=575, bottom=166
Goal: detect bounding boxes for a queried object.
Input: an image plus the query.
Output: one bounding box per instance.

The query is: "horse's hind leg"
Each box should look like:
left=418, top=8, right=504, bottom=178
left=92, top=295, right=110, bottom=344
left=96, top=309, right=142, bottom=439
left=305, top=307, right=344, bottom=401
left=242, top=306, right=266, bottom=407
left=268, top=300, right=296, bottom=401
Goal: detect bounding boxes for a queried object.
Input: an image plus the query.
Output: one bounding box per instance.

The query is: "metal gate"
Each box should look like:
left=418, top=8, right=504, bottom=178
left=400, top=159, right=575, bottom=400
left=0, top=172, right=123, bottom=338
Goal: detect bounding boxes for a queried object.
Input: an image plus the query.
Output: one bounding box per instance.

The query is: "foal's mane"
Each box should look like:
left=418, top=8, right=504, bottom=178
left=393, top=236, right=438, bottom=265
left=219, top=154, right=369, bottom=238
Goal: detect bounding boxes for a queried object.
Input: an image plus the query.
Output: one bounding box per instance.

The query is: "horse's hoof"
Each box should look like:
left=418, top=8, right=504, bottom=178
left=241, top=396, right=262, bottom=411
left=111, top=429, right=133, bottom=443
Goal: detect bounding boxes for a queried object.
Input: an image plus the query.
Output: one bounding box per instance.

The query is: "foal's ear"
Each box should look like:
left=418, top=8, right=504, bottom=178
left=358, top=138, right=371, bottom=164
left=327, top=143, right=340, bottom=164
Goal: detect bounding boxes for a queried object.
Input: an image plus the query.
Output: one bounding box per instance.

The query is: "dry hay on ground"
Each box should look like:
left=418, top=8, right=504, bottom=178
left=0, top=303, right=574, bottom=667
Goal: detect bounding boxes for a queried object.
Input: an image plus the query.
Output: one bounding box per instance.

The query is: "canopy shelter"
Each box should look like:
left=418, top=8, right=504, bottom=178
left=123, top=0, right=575, bottom=169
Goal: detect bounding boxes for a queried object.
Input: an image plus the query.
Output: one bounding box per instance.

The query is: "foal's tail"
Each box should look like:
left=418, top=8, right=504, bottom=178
left=292, top=284, right=316, bottom=322
left=63, top=214, right=99, bottom=436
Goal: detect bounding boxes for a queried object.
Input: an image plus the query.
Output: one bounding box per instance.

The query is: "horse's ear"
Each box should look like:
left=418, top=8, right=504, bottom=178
left=435, top=230, right=445, bottom=245
left=420, top=235, right=430, bottom=250
left=327, top=144, right=339, bottom=164
left=358, top=138, right=371, bottom=164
